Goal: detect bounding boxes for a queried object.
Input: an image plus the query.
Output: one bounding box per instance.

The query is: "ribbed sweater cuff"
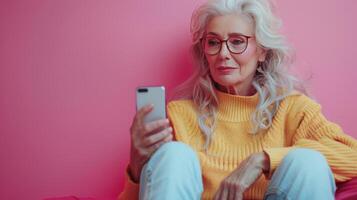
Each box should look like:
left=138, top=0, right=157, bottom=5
left=118, top=165, right=139, bottom=200
left=263, top=147, right=296, bottom=179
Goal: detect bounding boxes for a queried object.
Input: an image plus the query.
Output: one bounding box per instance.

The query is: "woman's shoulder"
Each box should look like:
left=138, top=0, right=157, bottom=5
left=167, top=99, right=196, bottom=113
left=281, top=90, right=321, bottom=114
left=166, top=99, right=199, bottom=128
left=283, top=90, right=318, bottom=103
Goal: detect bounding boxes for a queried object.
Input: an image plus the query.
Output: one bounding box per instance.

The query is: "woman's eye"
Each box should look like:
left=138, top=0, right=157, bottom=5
left=207, top=40, right=219, bottom=46
left=230, top=39, right=244, bottom=45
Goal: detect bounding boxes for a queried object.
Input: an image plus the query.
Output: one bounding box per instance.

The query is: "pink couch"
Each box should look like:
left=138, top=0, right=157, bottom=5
left=335, top=177, right=357, bottom=200
left=44, top=177, right=357, bottom=200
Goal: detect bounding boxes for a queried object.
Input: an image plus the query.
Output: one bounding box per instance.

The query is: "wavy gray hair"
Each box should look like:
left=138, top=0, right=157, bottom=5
left=173, top=0, right=306, bottom=150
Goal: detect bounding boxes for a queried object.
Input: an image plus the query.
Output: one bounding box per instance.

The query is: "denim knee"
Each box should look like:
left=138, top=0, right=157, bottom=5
left=265, top=148, right=336, bottom=199
left=147, top=141, right=200, bottom=171
left=140, top=142, right=203, bottom=199
left=155, top=141, right=197, bottom=158
left=280, top=148, right=335, bottom=185
left=283, top=148, right=329, bottom=171
left=143, top=141, right=202, bottom=187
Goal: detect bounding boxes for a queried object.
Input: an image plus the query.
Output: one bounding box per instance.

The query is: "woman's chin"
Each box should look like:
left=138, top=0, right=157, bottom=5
left=214, top=78, right=242, bottom=88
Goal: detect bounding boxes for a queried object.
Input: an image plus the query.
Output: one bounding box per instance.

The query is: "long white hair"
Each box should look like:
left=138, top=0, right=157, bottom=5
left=173, top=0, right=307, bottom=150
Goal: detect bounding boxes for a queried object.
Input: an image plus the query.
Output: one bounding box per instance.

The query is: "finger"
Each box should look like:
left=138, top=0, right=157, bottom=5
left=236, top=192, right=243, bottom=200
left=221, top=185, right=229, bottom=200
left=213, top=187, right=222, bottom=200
left=214, top=184, right=227, bottom=200
left=228, top=182, right=235, bottom=200
left=143, top=127, right=173, bottom=147
left=143, top=118, right=170, bottom=136
left=147, top=132, right=173, bottom=153
left=233, top=181, right=244, bottom=200
left=135, top=104, right=154, bottom=124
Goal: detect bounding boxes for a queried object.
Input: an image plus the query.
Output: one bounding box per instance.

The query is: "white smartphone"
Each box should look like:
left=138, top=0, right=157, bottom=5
left=136, top=86, right=166, bottom=123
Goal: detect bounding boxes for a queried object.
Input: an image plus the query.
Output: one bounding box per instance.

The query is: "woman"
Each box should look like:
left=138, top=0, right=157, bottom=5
left=119, top=0, right=357, bottom=199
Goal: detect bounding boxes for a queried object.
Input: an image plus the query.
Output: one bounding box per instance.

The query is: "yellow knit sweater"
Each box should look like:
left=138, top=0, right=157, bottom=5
left=119, top=89, right=357, bottom=200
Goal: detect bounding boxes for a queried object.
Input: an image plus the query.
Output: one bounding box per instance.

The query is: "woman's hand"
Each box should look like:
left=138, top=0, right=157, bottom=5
left=214, top=152, right=270, bottom=200
left=128, top=104, right=173, bottom=183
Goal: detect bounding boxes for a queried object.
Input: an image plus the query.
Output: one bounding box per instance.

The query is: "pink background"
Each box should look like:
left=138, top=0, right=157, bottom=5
left=0, top=0, right=356, bottom=199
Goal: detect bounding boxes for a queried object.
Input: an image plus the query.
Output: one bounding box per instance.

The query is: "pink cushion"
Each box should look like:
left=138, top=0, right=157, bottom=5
left=44, top=178, right=357, bottom=200
left=43, top=197, right=96, bottom=200
left=43, top=197, right=117, bottom=200
left=335, top=177, right=357, bottom=200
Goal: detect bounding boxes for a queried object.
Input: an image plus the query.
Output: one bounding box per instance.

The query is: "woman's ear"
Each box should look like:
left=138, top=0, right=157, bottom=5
left=258, top=48, right=267, bottom=62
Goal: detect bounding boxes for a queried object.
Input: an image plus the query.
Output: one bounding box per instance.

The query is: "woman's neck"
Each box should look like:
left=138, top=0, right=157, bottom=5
left=216, top=83, right=256, bottom=96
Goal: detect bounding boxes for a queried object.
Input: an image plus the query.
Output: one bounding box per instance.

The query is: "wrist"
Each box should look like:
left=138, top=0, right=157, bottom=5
left=128, top=163, right=140, bottom=183
left=261, top=151, right=270, bottom=173
left=255, top=152, right=270, bottom=173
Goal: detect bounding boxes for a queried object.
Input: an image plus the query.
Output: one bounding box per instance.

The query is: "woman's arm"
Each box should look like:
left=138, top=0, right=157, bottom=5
left=117, top=166, right=140, bottom=200
left=263, top=95, right=357, bottom=181
left=118, top=104, right=174, bottom=200
left=213, top=152, right=270, bottom=200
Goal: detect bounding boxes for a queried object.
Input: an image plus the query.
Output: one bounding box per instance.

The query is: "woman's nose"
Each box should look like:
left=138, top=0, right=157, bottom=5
left=218, top=42, right=231, bottom=59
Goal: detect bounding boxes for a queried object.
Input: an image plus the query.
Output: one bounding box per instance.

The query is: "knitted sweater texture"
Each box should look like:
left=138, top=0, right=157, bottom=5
left=119, top=90, right=357, bottom=199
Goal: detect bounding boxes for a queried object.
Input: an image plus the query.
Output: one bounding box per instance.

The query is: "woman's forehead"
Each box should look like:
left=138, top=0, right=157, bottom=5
left=205, top=13, right=255, bottom=37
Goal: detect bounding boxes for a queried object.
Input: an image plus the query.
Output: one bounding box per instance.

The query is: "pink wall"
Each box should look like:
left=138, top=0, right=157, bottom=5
left=0, top=0, right=356, bottom=199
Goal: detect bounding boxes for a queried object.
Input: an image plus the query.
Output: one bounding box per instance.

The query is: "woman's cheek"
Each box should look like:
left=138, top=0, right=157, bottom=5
left=234, top=45, right=257, bottom=65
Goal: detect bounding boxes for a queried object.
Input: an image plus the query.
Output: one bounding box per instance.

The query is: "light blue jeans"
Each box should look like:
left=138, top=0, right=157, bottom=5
left=139, top=142, right=336, bottom=200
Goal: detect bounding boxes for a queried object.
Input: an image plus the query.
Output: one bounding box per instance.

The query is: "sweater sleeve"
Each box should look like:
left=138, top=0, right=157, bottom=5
left=263, top=95, right=357, bottom=182
left=117, top=166, right=140, bottom=200
left=167, top=100, right=202, bottom=146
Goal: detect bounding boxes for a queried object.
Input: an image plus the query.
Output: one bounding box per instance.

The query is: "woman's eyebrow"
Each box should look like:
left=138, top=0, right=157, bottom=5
left=206, top=32, right=246, bottom=37
left=206, top=32, right=220, bottom=36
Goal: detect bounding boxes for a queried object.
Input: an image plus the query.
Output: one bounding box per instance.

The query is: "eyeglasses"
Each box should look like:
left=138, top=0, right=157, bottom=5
left=202, top=34, right=253, bottom=55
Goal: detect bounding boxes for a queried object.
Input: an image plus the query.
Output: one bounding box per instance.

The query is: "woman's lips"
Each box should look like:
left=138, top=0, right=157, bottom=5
left=216, top=66, right=237, bottom=74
